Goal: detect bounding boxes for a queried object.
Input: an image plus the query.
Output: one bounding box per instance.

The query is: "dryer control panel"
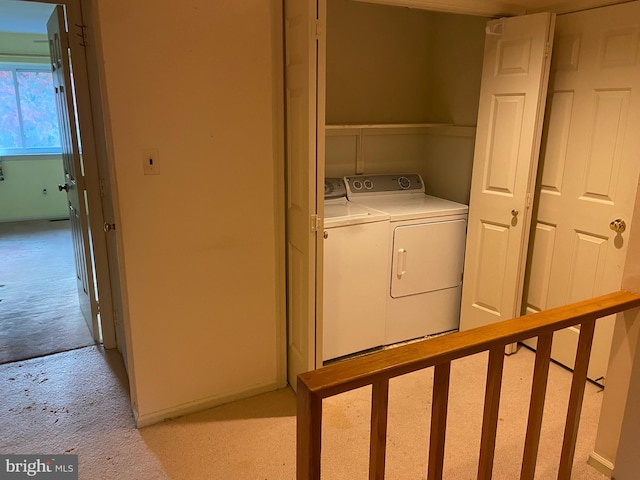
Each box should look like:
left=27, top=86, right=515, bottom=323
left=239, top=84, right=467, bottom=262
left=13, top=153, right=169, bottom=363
left=344, top=174, right=425, bottom=196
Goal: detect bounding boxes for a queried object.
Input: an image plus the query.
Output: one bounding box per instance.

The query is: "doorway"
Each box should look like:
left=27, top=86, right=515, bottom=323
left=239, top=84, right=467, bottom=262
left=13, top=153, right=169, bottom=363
left=0, top=1, right=99, bottom=363
left=0, top=0, right=122, bottom=363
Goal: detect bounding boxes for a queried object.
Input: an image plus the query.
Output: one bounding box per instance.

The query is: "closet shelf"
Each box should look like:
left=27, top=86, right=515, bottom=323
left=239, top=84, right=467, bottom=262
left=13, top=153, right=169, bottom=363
left=325, top=123, right=476, bottom=137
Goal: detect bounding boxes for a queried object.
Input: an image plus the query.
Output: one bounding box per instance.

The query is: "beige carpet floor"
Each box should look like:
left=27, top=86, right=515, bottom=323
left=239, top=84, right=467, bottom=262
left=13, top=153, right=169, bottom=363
left=0, top=219, right=94, bottom=364
left=0, top=344, right=608, bottom=479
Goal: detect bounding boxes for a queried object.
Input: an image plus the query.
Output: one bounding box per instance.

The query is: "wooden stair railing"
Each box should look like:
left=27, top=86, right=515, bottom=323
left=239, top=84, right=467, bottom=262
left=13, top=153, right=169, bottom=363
left=297, top=290, right=640, bottom=480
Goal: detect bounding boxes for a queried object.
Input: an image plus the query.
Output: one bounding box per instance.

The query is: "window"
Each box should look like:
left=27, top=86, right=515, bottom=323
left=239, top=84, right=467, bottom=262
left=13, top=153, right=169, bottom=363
left=0, top=64, right=61, bottom=155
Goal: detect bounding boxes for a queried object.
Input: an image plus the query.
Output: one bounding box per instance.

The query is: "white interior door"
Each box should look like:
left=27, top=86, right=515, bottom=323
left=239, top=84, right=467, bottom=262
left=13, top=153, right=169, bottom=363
left=47, top=6, right=99, bottom=340
left=460, top=13, right=555, bottom=331
left=285, top=0, right=326, bottom=387
left=523, top=2, right=640, bottom=383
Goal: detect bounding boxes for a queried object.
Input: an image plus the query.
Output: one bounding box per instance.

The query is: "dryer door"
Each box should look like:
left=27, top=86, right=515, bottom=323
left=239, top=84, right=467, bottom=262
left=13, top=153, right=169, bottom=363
left=391, top=219, right=467, bottom=298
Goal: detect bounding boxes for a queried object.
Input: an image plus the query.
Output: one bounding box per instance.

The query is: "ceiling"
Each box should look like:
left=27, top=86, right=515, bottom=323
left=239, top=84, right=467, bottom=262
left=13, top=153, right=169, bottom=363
left=0, top=0, right=634, bottom=36
left=349, top=0, right=632, bottom=16
left=0, top=1, right=55, bottom=35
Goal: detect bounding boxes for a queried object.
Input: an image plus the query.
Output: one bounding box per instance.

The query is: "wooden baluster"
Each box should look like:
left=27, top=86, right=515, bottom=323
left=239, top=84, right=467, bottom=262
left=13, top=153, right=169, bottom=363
left=370, top=378, right=390, bottom=480
left=428, top=362, right=452, bottom=480
left=478, top=347, right=505, bottom=480
left=558, top=319, right=596, bottom=480
left=297, top=377, right=323, bottom=480
left=294, top=293, right=640, bottom=480
left=521, top=333, right=553, bottom=480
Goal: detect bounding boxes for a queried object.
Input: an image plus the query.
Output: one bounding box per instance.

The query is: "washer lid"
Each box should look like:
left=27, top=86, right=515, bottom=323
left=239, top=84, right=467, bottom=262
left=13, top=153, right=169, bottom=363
left=324, top=200, right=389, bottom=227
left=351, top=194, right=468, bottom=222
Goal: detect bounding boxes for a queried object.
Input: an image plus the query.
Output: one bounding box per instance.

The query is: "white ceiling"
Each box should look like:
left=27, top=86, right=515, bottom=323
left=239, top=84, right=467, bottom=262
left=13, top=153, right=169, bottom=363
left=0, top=1, right=55, bottom=35
left=0, top=0, right=634, bottom=36
left=352, top=0, right=633, bottom=16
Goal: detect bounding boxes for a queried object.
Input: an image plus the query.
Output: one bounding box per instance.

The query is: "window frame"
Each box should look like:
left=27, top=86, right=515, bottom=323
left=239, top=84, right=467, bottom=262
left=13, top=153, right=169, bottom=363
left=0, top=61, right=62, bottom=156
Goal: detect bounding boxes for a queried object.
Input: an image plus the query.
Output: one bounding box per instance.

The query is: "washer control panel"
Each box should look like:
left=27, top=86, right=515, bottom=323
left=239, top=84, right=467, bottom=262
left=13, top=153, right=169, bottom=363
left=344, top=174, right=425, bottom=196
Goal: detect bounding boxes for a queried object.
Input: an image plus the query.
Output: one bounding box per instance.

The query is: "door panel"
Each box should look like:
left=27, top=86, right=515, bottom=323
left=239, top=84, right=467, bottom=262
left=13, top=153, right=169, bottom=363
left=484, top=95, right=525, bottom=194
left=284, top=0, right=325, bottom=387
left=471, top=221, right=510, bottom=315
left=567, top=232, right=607, bottom=301
left=47, top=6, right=99, bottom=340
left=524, top=2, right=640, bottom=382
left=460, top=13, right=555, bottom=330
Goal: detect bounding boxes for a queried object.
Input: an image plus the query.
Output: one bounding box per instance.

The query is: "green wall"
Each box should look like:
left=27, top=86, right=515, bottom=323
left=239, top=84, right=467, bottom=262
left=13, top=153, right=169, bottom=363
left=0, top=31, right=49, bottom=62
left=0, top=156, right=68, bottom=221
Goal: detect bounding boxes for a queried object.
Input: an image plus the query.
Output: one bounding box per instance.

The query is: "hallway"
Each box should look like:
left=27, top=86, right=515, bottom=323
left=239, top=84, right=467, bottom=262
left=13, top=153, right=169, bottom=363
left=0, top=345, right=608, bottom=479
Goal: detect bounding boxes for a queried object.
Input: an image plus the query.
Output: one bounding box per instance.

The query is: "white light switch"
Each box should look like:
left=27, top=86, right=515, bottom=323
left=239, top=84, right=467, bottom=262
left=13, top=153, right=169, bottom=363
left=142, top=148, right=160, bottom=175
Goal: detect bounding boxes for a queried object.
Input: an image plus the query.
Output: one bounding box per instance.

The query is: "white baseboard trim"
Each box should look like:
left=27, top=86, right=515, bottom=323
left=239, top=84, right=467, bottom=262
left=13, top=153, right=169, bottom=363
left=134, top=379, right=286, bottom=428
left=588, top=451, right=614, bottom=478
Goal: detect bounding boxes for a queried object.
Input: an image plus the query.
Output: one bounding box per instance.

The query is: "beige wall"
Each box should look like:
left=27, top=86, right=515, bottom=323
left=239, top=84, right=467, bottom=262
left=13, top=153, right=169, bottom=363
left=325, top=0, right=485, bottom=204
left=94, top=0, right=284, bottom=424
left=592, top=176, right=640, bottom=475
left=326, top=0, right=486, bottom=125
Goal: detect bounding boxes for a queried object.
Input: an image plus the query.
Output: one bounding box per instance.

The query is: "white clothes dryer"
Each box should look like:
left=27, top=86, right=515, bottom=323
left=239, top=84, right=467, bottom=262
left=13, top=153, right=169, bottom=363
left=345, top=174, right=468, bottom=345
left=322, top=178, right=390, bottom=361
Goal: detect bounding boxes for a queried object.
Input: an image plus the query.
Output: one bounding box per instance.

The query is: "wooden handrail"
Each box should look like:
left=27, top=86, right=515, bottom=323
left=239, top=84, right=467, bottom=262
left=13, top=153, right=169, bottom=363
left=297, top=290, right=640, bottom=480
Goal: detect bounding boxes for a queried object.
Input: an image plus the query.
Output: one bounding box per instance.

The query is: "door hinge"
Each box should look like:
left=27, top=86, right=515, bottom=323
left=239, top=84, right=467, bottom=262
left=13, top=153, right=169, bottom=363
left=75, top=23, right=88, bottom=47
left=310, top=214, right=323, bottom=233
left=99, top=179, right=106, bottom=197
left=113, top=309, right=120, bottom=328
left=314, top=19, right=323, bottom=40
left=545, top=41, right=551, bottom=58
left=526, top=192, right=534, bottom=208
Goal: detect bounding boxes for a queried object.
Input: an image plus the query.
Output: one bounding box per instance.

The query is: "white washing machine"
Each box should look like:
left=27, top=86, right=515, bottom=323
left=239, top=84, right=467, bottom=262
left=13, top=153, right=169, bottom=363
left=345, top=173, right=468, bottom=345
left=323, top=178, right=390, bottom=361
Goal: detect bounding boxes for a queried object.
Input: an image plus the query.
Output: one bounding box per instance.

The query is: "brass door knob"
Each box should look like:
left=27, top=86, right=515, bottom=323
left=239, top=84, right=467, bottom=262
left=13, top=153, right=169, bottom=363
left=610, top=219, right=626, bottom=233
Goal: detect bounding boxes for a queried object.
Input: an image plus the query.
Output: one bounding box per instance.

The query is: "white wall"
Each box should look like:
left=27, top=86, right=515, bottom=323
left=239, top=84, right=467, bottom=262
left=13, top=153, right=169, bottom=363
left=0, top=156, right=69, bottom=222
left=94, top=0, right=284, bottom=425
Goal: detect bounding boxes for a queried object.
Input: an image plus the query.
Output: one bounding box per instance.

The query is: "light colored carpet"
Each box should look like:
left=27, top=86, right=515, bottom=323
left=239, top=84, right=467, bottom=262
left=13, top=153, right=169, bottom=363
left=0, top=219, right=94, bottom=364
left=0, top=344, right=608, bottom=479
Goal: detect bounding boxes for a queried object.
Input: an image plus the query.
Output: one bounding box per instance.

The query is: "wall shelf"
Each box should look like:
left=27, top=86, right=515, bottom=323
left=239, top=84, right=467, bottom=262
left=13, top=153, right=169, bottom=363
left=325, top=123, right=476, bottom=138
left=324, top=123, right=477, bottom=177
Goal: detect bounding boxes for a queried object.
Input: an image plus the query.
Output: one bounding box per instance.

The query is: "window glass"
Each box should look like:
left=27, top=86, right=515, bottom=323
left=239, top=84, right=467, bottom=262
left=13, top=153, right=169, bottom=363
left=0, top=70, right=21, bottom=149
left=0, top=65, right=62, bottom=154
left=17, top=70, right=61, bottom=149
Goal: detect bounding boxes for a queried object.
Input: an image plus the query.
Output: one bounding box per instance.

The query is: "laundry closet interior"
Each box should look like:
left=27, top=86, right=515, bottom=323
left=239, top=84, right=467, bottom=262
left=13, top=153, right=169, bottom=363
left=321, top=0, right=489, bottom=362
left=324, top=0, right=487, bottom=204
